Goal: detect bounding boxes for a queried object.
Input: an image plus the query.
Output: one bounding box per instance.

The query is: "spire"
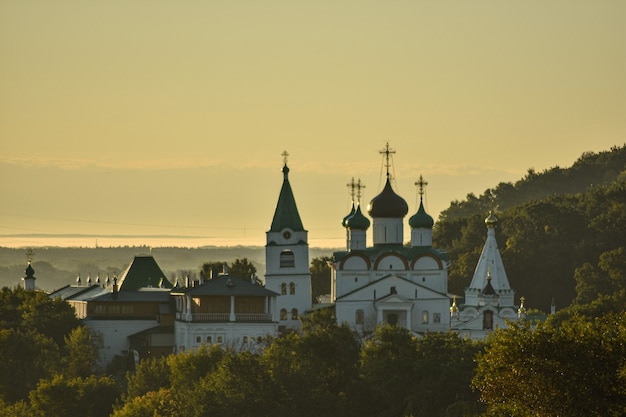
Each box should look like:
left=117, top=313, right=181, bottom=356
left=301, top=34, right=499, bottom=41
left=467, top=211, right=512, bottom=294
left=269, top=150, right=305, bottom=232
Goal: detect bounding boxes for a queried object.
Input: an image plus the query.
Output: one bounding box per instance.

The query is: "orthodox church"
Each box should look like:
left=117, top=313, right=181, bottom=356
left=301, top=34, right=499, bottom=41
left=332, top=144, right=451, bottom=336
left=450, top=211, right=522, bottom=339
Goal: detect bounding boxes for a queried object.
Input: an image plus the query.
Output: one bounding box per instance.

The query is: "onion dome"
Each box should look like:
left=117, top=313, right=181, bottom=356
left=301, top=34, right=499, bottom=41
left=409, top=200, right=434, bottom=229
left=342, top=203, right=356, bottom=228
left=346, top=204, right=371, bottom=230
left=367, top=178, right=408, bottom=218
left=485, top=211, right=498, bottom=227
left=25, top=263, right=35, bottom=279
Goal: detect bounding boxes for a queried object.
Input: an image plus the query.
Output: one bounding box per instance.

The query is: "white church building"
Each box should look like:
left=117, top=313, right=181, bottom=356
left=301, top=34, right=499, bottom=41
left=450, top=211, right=522, bottom=339
left=332, top=144, right=452, bottom=336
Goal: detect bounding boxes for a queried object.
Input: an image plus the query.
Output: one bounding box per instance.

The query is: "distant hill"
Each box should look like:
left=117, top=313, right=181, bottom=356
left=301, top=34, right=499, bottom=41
left=434, top=144, right=626, bottom=312
left=440, top=144, right=626, bottom=221
left=0, top=246, right=337, bottom=292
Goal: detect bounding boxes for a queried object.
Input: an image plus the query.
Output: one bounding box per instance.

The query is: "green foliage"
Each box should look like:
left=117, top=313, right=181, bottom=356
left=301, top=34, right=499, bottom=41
left=0, top=286, right=80, bottom=348
left=0, top=329, right=60, bottom=403
left=166, top=343, right=224, bottom=391
left=310, top=256, right=332, bottom=301
left=29, top=375, right=120, bottom=417
left=112, top=388, right=176, bottom=417
left=473, top=315, right=626, bottom=417
left=262, top=309, right=362, bottom=417
left=62, top=325, right=103, bottom=378
left=202, top=258, right=258, bottom=282
left=124, top=356, right=170, bottom=400
left=435, top=146, right=626, bottom=311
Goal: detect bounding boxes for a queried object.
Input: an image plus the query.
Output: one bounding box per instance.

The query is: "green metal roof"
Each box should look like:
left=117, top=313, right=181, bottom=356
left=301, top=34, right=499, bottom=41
left=269, top=164, right=305, bottom=232
left=333, top=244, right=449, bottom=264
left=117, top=255, right=174, bottom=292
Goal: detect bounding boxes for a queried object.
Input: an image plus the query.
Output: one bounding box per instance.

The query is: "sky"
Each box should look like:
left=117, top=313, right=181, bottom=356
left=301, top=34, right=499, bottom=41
left=0, top=1, right=624, bottom=249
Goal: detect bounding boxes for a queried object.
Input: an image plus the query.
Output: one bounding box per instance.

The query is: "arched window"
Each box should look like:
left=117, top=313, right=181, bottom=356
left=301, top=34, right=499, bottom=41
left=289, top=282, right=295, bottom=295
left=280, top=308, right=287, bottom=320
left=291, top=308, right=299, bottom=320
left=281, top=283, right=287, bottom=295
left=355, top=309, right=364, bottom=325
left=217, top=336, right=223, bottom=344
left=206, top=336, right=212, bottom=343
left=422, top=310, right=429, bottom=324
left=280, top=250, right=295, bottom=268
left=483, top=310, right=493, bottom=330
left=242, top=336, right=248, bottom=344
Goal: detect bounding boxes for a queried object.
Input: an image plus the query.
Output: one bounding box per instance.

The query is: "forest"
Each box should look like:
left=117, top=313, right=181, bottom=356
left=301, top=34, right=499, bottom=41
left=0, top=145, right=625, bottom=416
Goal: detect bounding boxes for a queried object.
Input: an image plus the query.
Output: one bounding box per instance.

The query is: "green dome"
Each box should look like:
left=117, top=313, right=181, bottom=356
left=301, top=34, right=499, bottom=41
left=342, top=203, right=356, bottom=228
left=346, top=205, right=370, bottom=230
left=409, top=200, right=434, bottom=229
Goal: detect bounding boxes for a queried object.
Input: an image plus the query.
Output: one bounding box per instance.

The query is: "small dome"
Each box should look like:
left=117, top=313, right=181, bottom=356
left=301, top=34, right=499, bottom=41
left=367, top=178, right=408, bottom=218
left=485, top=211, right=498, bottom=227
left=24, top=263, right=35, bottom=279
left=342, top=203, right=356, bottom=228
left=346, top=205, right=371, bottom=230
left=409, top=200, right=434, bottom=229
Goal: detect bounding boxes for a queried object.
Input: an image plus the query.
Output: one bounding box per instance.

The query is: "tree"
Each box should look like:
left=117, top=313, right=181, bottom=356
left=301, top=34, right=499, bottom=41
left=124, top=356, right=170, bottom=400
left=261, top=309, right=362, bottom=417
left=310, top=256, right=332, bottom=302
left=359, top=324, right=420, bottom=417
left=472, top=315, right=626, bottom=416
left=29, top=375, right=120, bottom=417
left=62, top=326, right=103, bottom=378
left=112, top=388, right=177, bottom=417
left=194, top=351, right=275, bottom=417
left=229, top=257, right=257, bottom=281
left=201, top=258, right=258, bottom=282
left=0, top=329, right=60, bottom=403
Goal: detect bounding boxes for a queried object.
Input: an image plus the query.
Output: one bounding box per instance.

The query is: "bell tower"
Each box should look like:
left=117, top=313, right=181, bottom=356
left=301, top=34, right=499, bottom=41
left=265, top=151, right=312, bottom=330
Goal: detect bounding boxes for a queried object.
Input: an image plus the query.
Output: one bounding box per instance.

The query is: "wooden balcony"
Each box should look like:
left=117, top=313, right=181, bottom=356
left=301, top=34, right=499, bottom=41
left=176, top=312, right=273, bottom=323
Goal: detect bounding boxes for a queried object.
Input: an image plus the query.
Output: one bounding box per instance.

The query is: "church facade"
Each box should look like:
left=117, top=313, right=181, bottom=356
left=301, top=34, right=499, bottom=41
left=450, top=212, right=522, bottom=339
left=332, top=145, right=452, bottom=336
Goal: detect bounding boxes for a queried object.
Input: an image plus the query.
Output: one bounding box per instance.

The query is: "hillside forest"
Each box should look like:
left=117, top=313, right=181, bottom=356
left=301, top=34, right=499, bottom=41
left=0, top=145, right=625, bottom=416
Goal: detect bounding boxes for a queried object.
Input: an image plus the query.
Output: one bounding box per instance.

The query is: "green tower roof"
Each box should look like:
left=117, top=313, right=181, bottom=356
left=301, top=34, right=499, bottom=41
left=117, top=255, right=174, bottom=292
left=269, top=164, right=305, bottom=232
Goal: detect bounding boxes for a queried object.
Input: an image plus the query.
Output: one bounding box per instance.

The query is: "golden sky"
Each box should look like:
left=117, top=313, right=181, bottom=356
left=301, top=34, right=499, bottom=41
left=1, top=1, right=624, bottom=248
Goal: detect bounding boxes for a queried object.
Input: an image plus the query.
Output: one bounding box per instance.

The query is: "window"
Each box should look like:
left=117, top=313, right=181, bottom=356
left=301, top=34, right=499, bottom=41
left=280, top=250, right=295, bottom=268
left=291, top=308, right=299, bottom=320
left=422, top=310, right=429, bottom=324
left=289, top=282, right=295, bottom=295
left=433, top=313, right=441, bottom=323
left=195, top=336, right=202, bottom=344
left=483, top=311, right=493, bottom=330
left=355, top=309, right=364, bottom=325
left=243, top=336, right=248, bottom=344
left=281, top=283, right=287, bottom=295
left=280, top=308, right=287, bottom=320
left=217, top=336, right=223, bottom=344
left=206, top=336, right=212, bottom=343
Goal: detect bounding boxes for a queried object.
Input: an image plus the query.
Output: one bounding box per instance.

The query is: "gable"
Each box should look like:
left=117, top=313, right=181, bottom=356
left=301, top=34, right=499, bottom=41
left=337, top=274, right=448, bottom=301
